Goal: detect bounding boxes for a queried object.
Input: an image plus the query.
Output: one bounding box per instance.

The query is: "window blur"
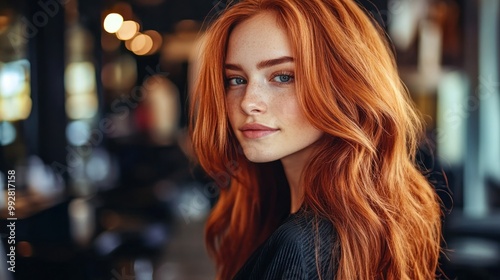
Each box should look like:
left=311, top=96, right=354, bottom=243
left=0, top=0, right=498, bottom=279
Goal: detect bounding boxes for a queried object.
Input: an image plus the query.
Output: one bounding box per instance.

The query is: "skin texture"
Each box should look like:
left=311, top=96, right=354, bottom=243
left=225, top=12, right=323, bottom=212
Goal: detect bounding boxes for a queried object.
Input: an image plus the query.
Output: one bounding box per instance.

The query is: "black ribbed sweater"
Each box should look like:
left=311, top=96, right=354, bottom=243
left=233, top=209, right=339, bottom=279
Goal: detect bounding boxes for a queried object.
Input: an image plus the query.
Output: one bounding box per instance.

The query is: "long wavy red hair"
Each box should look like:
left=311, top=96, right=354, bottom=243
left=189, top=0, right=443, bottom=279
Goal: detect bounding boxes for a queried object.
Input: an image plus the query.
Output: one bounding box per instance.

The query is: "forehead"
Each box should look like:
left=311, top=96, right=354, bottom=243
left=225, top=12, right=293, bottom=64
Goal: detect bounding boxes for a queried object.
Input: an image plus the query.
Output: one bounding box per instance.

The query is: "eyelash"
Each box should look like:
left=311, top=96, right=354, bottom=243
left=225, top=71, right=295, bottom=87
left=271, top=72, right=294, bottom=84
left=225, top=76, right=246, bottom=86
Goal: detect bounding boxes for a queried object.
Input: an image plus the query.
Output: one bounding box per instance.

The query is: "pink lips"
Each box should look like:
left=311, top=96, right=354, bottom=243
left=239, top=123, right=279, bottom=139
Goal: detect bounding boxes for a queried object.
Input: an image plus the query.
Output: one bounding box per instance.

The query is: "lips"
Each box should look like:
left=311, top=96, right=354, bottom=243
left=239, top=123, right=279, bottom=139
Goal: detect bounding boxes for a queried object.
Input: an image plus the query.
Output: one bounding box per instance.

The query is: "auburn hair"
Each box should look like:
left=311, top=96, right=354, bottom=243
left=189, top=0, right=443, bottom=279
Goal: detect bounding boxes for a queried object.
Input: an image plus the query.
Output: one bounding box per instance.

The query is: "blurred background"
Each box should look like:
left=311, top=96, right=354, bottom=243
left=0, top=0, right=498, bottom=279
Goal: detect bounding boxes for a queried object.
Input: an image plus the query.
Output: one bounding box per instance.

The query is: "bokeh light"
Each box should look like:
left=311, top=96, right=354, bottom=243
left=65, top=62, right=96, bottom=95
left=66, top=120, right=91, bottom=146
left=103, top=13, right=123, bottom=33
left=85, top=149, right=111, bottom=182
left=143, top=30, right=163, bottom=55
left=0, top=92, right=32, bottom=121
left=0, top=121, right=16, bottom=146
left=116, top=20, right=139, bottom=40
left=131, top=33, right=153, bottom=55
left=0, top=62, right=25, bottom=98
left=65, top=94, right=98, bottom=119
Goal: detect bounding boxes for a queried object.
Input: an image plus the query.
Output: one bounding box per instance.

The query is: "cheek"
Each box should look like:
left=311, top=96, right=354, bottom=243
left=279, top=97, right=320, bottom=134
left=225, top=96, right=239, bottom=126
left=275, top=96, right=304, bottom=122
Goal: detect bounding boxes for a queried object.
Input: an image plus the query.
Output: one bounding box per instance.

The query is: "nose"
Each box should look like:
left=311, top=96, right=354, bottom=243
left=240, top=82, right=267, bottom=115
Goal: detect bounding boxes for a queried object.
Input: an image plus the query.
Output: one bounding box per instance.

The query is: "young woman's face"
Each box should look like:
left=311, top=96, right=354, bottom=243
left=225, top=12, right=323, bottom=163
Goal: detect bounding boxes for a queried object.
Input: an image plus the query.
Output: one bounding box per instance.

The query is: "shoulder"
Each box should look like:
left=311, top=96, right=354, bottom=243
left=271, top=210, right=336, bottom=255
left=234, top=210, right=338, bottom=280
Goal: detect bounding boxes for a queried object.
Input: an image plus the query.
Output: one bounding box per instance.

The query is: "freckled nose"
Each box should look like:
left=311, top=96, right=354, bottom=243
left=241, top=83, right=267, bottom=115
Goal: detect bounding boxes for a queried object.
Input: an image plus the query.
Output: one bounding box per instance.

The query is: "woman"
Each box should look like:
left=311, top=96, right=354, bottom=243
left=189, top=0, right=443, bottom=279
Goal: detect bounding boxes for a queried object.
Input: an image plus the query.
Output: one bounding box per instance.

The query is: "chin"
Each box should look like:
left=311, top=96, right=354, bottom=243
left=246, top=157, right=273, bottom=163
left=243, top=150, right=278, bottom=163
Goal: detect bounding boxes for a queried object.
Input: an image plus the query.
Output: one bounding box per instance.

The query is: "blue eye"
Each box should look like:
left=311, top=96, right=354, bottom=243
left=272, top=74, right=294, bottom=83
left=227, top=77, right=247, bottom=86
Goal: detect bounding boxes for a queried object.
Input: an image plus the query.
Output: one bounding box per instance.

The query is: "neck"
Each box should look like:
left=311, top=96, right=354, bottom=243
left=281, top=144, right=317, bottom=214
left=282, top=160, right=303, bottom=214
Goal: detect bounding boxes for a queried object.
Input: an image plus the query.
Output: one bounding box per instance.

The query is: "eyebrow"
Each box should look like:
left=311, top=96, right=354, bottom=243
left=224, top=56, right=294, bottom=71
